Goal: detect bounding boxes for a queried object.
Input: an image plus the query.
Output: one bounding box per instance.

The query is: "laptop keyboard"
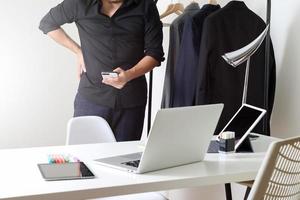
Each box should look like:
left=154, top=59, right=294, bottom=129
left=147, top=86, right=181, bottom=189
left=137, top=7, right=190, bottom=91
left=122, top=160, right=140, bottom=168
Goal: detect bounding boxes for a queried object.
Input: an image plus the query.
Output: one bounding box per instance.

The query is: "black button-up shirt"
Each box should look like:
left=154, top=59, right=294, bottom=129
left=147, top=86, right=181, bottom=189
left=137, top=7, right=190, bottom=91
left=39, top=0, right=164, bottom=108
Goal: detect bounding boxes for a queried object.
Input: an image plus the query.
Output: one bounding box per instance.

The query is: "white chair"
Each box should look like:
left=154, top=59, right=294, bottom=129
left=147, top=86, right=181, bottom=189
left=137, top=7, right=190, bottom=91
left=66, top=116, right=116, bottom=145
left=247, top=136, right=300, bottom=200
left=66, top=116, right=167, bottom=200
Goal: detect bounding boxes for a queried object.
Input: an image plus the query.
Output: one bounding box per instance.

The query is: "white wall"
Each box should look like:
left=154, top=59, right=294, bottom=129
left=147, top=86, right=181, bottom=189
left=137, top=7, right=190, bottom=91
left=0, top=0, right=79, bottom=148
left=270, top=0, right=300, bottom=139
left=0, top=0, right=300, bottom=198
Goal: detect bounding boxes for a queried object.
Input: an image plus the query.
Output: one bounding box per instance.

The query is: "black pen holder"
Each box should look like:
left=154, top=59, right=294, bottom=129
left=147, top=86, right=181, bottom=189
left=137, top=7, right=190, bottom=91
left=219, top=138, right=235, bottom=153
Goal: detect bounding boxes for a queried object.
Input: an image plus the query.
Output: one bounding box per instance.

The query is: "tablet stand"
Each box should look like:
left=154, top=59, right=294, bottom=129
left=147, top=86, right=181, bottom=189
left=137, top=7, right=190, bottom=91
left=235, top=136, right=254, bottom=153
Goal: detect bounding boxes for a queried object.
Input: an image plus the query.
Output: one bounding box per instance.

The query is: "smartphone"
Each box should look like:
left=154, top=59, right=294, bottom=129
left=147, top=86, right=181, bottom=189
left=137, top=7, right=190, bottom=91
left=101, top=72, right=118, bottom=78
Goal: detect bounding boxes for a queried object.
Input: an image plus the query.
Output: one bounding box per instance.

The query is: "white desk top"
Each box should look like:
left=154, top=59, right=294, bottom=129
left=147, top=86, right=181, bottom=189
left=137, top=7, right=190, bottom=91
left=0, top=134, right=279, bottom=200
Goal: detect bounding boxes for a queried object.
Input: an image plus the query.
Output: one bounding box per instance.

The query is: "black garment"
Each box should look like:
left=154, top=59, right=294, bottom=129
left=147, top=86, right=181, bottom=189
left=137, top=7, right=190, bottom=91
left=161, top=3, right=200, bottom=108
left=196, top=1, right=276, bottom=135
left=74, top=93, right=145, bottom=141
left=173, top=4, right=220, bottom=107
left=39, top=0, right=164, bottom=109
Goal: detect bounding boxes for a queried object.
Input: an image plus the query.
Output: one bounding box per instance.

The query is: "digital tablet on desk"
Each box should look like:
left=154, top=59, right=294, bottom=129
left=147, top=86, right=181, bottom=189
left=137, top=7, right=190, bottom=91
left=38, top=162, right=95, bottom=181
left=208, top=104, right=266, bottom=153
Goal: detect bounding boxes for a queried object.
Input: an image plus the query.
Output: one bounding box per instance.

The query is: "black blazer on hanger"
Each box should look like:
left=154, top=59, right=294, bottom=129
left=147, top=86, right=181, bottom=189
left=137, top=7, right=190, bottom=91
left=196, top=1, right=276, bottom=135
left=173, top=4, right=220, bottom=107
left=161, top=3, right=200, bottom=108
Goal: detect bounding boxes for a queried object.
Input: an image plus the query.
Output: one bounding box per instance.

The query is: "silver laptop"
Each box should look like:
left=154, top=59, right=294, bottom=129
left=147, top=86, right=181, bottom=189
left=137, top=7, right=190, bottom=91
left=94, top=104, right=224, bottom=174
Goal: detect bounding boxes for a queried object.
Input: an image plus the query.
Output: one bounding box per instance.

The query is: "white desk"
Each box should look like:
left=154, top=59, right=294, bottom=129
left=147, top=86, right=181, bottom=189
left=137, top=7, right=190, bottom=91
left=0, top=134, right=279, bottom=200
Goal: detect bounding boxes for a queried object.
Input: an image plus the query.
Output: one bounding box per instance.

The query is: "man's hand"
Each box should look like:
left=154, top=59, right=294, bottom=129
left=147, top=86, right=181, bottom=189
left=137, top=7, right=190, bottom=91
left=47, top=28, right=84, bottom=80
left=76, top=50, right=86, bottom=79
left=102, top=67, right=129, bottom=89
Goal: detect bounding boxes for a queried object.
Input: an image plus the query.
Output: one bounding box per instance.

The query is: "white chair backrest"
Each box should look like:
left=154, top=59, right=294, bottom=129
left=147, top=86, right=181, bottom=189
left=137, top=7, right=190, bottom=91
left=66, top=116, right=116, bottom=145
left=66, top=116, right=167, bottom=200
left=248, top=136, right=300, bottom=200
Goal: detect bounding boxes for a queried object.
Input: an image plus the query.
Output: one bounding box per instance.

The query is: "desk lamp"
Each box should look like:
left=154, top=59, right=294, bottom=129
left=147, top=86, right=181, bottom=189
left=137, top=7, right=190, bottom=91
left=222, top=25, right=269, bottom=104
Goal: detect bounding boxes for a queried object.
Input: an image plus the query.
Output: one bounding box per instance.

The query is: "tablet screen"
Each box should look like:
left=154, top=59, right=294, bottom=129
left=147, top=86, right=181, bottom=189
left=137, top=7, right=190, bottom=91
left=38, top=162, right=95, bottom=181
left=223, top=105, right=263, bottom=139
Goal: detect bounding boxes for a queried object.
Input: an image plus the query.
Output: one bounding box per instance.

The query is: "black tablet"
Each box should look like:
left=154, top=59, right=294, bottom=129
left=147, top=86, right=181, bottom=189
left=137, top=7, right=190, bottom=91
left=208, top=104, right=266, bottom=153
left=38, top=162, right=95, bottom=181
left=220, top=104, right=266, bottom=151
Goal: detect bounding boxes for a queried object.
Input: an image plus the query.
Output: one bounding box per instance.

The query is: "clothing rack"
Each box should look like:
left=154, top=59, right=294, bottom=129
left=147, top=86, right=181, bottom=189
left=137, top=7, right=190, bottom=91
left=149, top=1, right=272, bottom=199
left=148, top=0, right=272, bottom=137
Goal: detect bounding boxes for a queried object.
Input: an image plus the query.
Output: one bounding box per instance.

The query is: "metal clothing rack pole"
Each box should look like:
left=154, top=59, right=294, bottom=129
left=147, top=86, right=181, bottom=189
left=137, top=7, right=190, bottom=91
left=263, top=0, right=271, bottom=135
left=147, top=0, right=158, bottom=134
left=147, top=70, right=153, bottom=134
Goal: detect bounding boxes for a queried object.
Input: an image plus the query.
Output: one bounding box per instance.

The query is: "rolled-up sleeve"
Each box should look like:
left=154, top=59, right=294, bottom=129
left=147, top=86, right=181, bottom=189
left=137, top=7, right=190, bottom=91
left=39, top=0, right=78, bottom=34
left=144, top=1, right=165, bottom=65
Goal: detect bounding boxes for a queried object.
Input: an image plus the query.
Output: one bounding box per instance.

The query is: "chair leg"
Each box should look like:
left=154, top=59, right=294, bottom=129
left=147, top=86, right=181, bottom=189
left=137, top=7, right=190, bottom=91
left=243, top=187, right=251, bottom=200
left=225, top=183, right=232, bottom=200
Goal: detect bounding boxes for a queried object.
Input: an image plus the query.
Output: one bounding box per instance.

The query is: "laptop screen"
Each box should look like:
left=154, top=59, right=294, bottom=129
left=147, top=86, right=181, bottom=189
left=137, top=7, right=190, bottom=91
left=222, top=105, right=264, bottom=139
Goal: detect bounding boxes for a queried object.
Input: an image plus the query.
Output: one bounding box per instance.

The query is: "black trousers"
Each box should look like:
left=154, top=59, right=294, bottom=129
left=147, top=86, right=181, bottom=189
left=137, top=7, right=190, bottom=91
left=73, top=93, right=145, bottom=142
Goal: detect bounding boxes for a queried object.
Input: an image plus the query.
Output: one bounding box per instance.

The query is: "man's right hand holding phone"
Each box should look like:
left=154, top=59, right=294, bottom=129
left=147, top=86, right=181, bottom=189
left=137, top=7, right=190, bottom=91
left=102, top=68, right=129, bottom=89
left=101, top=72, right=119, bottom=78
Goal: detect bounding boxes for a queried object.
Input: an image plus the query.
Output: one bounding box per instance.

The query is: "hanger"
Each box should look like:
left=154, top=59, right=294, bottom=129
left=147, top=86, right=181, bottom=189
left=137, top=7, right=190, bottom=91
left=160, top=0, right=184, bottom=19
left=208, top=0, right=218, bottom=5
left=160, top=4, right=175, bottom=18
left=163, top=22, right=171, bottom=27
left=187, top=0, right=200, bottom=7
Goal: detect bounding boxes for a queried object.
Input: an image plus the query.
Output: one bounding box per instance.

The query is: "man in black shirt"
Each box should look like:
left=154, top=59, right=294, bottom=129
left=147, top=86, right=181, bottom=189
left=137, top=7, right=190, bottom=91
left=39, top=0, right=164, bottom=141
